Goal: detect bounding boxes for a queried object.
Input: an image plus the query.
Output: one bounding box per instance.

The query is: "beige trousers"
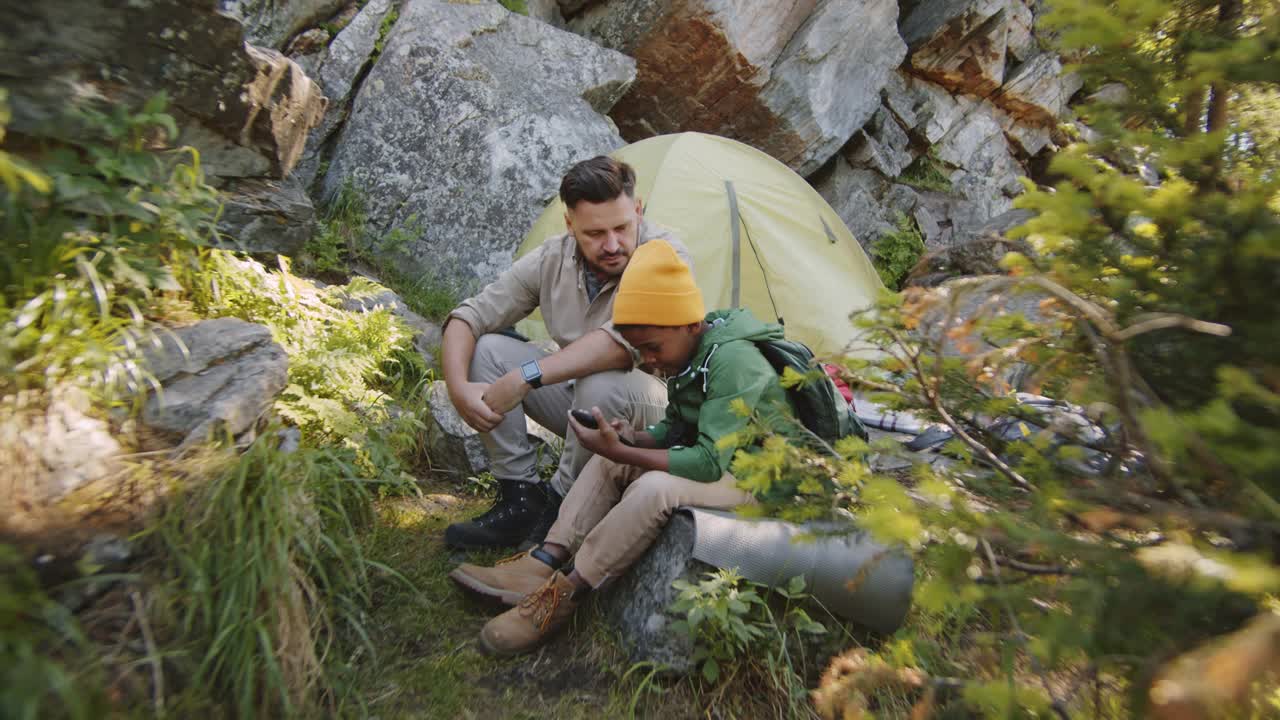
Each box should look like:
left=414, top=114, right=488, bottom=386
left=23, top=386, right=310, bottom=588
left=543, top=455, right=755, bottom=587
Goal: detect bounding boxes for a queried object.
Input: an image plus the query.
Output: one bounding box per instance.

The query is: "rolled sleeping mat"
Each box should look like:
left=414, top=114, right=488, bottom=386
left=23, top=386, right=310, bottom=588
left=680, top=507, right=914, bottom=634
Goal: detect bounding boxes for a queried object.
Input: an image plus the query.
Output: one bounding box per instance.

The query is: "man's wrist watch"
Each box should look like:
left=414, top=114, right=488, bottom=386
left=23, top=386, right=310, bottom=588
left=520, top=359, right=544, bottom=389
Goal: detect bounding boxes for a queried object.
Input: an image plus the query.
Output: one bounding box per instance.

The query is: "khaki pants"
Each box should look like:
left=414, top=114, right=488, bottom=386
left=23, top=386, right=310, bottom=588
left=469, top=333, right=668, bottom=495
left=544, top=455, right=755, bottom=587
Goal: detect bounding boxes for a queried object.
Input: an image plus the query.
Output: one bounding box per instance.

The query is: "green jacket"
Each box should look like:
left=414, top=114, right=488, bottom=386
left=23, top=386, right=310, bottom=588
left=648, top=308, right=795, bottom=483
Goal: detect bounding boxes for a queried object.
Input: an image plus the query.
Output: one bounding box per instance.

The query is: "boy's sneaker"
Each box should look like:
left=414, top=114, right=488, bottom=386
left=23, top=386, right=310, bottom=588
left=449, top=548, right=559, bottom=605
left=444, top=478, right=546, bottom=549
left=479, top=571, right=581, bottom=656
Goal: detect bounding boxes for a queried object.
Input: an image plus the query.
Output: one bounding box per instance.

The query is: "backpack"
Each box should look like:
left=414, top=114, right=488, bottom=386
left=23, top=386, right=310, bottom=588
left=753, top=338, right=869, bottom=444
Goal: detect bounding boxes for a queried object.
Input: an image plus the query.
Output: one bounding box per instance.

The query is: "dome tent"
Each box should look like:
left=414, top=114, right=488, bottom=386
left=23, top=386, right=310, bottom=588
left=514, top=132, right=884, bottom=356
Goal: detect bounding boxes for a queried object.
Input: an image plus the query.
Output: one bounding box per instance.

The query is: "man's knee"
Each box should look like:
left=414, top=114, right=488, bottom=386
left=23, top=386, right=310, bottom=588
left=470, top=333, right=520, bottom=381
left=573, top=370, right=631, bottom=410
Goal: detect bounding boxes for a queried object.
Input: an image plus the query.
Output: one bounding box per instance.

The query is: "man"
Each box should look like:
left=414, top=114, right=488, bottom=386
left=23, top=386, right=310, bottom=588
left=440, top=156, right=692, bottom=549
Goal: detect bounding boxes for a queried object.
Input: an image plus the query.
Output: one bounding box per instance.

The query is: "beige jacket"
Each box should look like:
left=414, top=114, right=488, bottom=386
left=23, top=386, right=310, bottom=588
left=447, top=220, right=690, bottom=365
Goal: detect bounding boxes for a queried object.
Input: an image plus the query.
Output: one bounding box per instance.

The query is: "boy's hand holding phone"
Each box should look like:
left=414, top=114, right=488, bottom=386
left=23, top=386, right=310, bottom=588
left=568, top=406, right=634, bottom=456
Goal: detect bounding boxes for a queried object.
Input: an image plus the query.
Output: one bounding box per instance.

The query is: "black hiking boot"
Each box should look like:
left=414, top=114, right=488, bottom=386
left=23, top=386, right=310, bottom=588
left=518, top=485, right=563, bottom=551
left=445, top=478, right=547, bottom=550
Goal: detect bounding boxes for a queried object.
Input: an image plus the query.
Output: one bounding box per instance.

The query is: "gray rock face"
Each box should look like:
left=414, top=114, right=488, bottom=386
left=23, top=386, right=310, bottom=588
left=524, top=0, right=568, bottom=26
left=217, top=178, right=317, bottom=256
left=426, top=381, right=492, bottom=479
left=901, top=0, right=1021, bottom=96
left=291, top=0, right=397, bottom=189
left=994, top=52, right=1083, bottom=126
left=813, top=124, right=1020, bottom=266
left=219, top=0, right=347, bottom=49
left=142, top=318, right=289, bottom=446
left=1, top=0, right=325, bottom=181
left=598, top=511, right=705, bottom=672
left=2, top=388, right=122, bottom=505
left=844, top=106, right=916, bottom=178
left=813, top=161, right=900, bottom=250
left=574, top=0, right=905, bottom=176
left=932, top=97, right=1023, bottom=217
left=762, top=0, right=908, bottom=175
left=900, top=1, right=1077, bottom=131
left=322, top=0, right=635, bottom=290
left=881, top=69, right=969, bottom=144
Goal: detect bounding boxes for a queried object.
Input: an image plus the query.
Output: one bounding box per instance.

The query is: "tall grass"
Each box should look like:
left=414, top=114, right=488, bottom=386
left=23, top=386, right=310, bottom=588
left=147, top=434, right=409, bottom=716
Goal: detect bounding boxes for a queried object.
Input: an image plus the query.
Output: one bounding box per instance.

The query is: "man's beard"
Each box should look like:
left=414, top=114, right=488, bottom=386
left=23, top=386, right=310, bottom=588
left=588, top=253, right=629, bottom=278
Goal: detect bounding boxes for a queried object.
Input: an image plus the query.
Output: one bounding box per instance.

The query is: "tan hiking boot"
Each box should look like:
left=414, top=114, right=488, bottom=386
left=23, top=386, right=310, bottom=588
left=478, top=571, right=580, bottom=656
left=449, top=550, right=556, bottom=605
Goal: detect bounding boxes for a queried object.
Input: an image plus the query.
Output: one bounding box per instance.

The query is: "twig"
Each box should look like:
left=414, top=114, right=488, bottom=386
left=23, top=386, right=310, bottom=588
left=844, top=375, right=904, bottom=395
left=130, top=590, right=164, bottom=718
left=1112, top=314, right=1231, bottom=342
left=889, top=329, right=1033, bottom=490
left=997, top=557, right=1081, bottom=577
left=981, top=539, right=1072, bottom=720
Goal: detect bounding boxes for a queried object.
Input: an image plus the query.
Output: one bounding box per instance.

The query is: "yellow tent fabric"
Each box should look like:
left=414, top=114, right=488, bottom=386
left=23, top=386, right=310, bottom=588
left=515, top=132, right=884, bottom=357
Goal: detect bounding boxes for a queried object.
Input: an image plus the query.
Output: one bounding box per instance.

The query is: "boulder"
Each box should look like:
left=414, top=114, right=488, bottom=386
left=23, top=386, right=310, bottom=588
left=141, top=318, right=290, bottom=446
left=290, top=0, right=398, bottom=189
left=1, top=0, right=325, bottom=181
left=218, top=0, right=347, bottom=50
left=217, top=178, right=317, bottom=257
left=1, top=388, right=122, bottom=509
left=321, top=0, right=635, bottom=291
left=574, top=0, right=906, bottom=176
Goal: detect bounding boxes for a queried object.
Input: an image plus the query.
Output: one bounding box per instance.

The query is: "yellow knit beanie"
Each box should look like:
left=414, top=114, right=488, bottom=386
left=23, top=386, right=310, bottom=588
left=612, top=239, right=705, bottom=326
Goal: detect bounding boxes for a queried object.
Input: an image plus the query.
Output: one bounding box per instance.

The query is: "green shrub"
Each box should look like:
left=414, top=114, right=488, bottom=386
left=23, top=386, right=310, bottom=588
left=871, top=212, right=926, bottom=290
left=0, top=92, right=219, bottom=402
left=668, top=569, right=827, bottom=716
left=897, top=152, right=952, bottom=193
left=737, top=1, right=1280, bottom=715
left=184, top=250, right=429, bottom=467
left=0, top=546, right=107, bottom=720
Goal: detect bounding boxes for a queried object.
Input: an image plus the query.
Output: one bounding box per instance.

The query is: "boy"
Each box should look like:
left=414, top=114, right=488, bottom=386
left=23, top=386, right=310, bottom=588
left=449, top=239, right=798, bottom=656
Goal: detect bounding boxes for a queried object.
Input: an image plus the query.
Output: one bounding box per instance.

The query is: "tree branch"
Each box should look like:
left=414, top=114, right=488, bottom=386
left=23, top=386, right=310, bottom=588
left=889, top=329, right=1033, bottom=491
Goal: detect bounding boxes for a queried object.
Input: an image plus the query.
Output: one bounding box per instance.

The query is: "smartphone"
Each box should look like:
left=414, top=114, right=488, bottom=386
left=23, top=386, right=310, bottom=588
left=570, top=408, right=598, bottom=429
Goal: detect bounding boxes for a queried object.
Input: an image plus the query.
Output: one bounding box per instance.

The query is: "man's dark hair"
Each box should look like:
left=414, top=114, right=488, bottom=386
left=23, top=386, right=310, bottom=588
left=559, top=156, right=636, bottom=209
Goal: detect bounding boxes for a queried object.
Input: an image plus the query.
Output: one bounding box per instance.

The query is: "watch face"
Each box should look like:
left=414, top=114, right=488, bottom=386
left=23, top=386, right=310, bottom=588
left=521, top=361, right=540, bottom=383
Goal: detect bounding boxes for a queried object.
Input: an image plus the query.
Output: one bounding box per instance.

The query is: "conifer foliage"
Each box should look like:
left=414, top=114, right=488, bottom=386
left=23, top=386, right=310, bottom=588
left=733, top=1, right=1280, bottom=716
